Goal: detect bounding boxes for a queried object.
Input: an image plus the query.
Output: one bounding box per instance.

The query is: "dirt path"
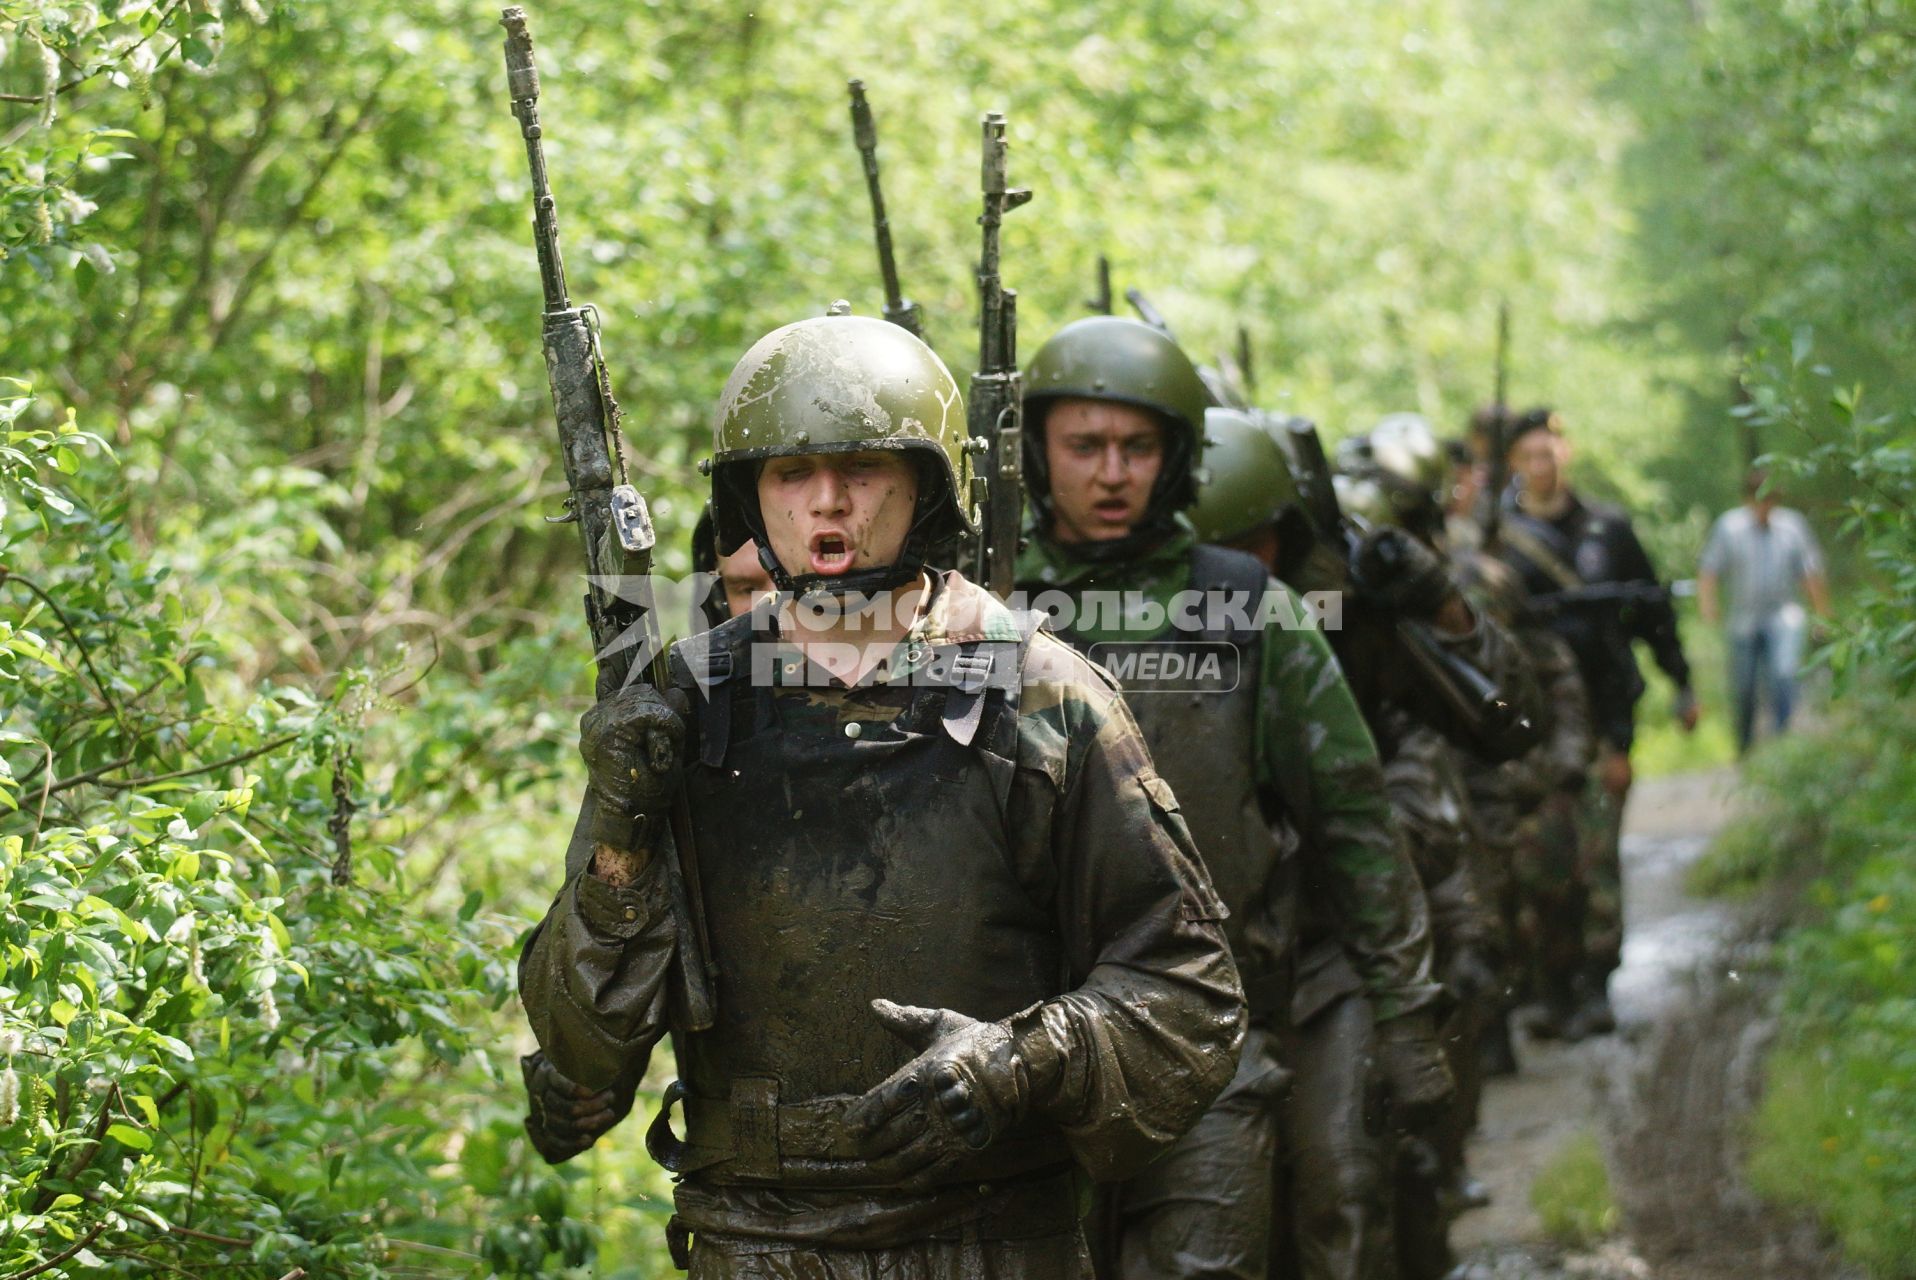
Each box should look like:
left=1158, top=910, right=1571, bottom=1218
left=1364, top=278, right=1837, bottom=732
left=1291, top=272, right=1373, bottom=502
left=1448, top=768, right=1851, bottom=1280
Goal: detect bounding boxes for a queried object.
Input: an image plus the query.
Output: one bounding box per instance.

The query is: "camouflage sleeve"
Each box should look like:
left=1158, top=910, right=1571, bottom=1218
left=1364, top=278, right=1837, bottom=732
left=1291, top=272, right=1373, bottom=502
left=1005, top=634, right=1246, bottom=1182
left=1532, top=631, right=1596, bottom=789
left=516, top=791, right=677, bottom=1093
left=1254, top=581, right=1444, bottom=1023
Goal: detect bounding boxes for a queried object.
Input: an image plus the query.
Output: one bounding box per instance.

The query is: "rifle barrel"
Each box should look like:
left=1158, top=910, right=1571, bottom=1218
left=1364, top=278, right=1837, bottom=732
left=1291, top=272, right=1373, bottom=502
left=501, top=8, right=569, bottom=314
left=847, top=80, right=916, bottom=334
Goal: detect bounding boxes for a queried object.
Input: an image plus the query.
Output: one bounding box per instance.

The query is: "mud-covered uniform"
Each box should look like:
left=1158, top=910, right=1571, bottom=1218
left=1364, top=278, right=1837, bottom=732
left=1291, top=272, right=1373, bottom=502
left=1458, top=572, right=1597, bottom=1022
left=1276, top=540, right=1542, bottom=1280
left=520, top=572, right=1245, bottom=1278
left=1498, top=490, right=1690, bottom=987
left=1017, top=527, right=1441, bottom=1280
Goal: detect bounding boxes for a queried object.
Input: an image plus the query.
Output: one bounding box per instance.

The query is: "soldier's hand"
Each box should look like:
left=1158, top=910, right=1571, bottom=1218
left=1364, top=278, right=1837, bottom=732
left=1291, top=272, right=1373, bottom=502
left=579, top=685, right=688, bottom=851
left=1350, top=526, right=1455, bottom=619
left=1673, top=686, right=1700, bottom=733
left=522, top=1051, right=634, bottom=1164
left=1374, top=1013, right=1455, bottom=1131
left=844, top=1000, right=1032, bottom=1188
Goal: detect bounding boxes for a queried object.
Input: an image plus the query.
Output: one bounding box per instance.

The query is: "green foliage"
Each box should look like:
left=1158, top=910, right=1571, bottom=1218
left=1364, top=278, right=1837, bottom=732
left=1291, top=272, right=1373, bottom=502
left=1529, top=1130, right=1618, bottom=1248
left=1, top=0, right=1911, bottom=1270
left=1734, top=327, right=1916, bottom=694
left=0, top=385, right=603, bottom=1274
left=1690, top=699, right=1916, bottom=1276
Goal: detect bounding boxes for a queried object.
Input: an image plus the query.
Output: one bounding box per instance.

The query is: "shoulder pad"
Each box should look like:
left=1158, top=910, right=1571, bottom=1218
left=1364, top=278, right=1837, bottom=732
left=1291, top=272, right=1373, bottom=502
left=1186, top=542, right=1273, bottom=644
left=667, top=612, right=754, bottom=694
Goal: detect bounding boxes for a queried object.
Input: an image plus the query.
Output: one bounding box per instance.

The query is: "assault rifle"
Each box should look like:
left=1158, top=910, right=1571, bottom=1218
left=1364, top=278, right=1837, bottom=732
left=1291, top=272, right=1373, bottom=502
left=1284, top=418, right=1536, bottom=757
left=969, top=111, right=1032, bottom=596
left=1518, top=579, right=1683, bottom=623
left=1124, top=286, right=1247, bottom=410
left=1482, top=299, right=1511, bottom=549
left=1125, top=286, right=1175, bottom=337
left=847, top=80, right=924, bottom=340
left=1086, top=254, right=1113, bottom=315
left=501, top=8, right=715, bottom=1030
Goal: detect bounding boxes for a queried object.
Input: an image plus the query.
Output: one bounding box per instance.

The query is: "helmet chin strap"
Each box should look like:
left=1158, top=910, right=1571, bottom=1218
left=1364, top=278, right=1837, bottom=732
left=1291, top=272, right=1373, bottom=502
left=755, top=531, right=928, bottom=607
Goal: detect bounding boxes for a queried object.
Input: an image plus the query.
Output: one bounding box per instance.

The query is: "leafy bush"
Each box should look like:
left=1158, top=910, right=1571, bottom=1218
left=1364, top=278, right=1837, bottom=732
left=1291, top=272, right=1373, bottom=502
left=1691, top=698, right=1916, bottom=1277
left=1735, top=325, right=1916, bottom=694
left=0, top=385, right=628, bottom=1277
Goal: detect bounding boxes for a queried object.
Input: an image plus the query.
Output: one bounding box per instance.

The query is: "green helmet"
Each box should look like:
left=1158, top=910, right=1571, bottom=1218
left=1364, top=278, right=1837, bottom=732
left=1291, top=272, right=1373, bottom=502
left=1333, top=472, right=1394, bottom=530
left=1190, top=407, right=1304, bottom=545
left=707, top=312, right=976, bottom=582
left=1368, top=413, right=1446, bottom=495
left=1021, top=315, right=1210, bottom=534
left=1334, top=412, right=1446, bottom=539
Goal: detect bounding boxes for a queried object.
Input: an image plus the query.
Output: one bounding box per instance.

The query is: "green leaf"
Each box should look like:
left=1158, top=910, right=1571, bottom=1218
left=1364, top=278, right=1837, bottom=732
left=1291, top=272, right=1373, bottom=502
left=106, top=1122, right=153, bottom=1151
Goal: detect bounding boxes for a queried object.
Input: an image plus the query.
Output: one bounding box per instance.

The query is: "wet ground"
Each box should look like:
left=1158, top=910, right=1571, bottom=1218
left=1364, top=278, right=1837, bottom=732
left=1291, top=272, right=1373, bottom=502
left=1449, top=769, right=1855, bottom=1280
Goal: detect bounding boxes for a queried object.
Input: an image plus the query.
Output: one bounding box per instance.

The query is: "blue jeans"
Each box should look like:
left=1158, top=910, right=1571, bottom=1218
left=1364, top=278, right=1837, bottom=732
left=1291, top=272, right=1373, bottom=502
left=1729, top=613, right=1805, bottom=754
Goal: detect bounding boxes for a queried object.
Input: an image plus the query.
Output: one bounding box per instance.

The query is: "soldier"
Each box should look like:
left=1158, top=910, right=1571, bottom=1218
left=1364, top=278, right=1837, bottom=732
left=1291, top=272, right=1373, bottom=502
left=518, top=313, right=1246, bottom=1277
left=1498, top=408, right=1697, bottom=1036
left=1014, top=315, right=1451, bottom=1280
left=1450, top=554, right=1596, bottom=1048
left=690, top=506, right=775, bottom=629
left=1208, top=411, right=1536, bottom=1278
left=1329, top=418, right=1553, bottom=1277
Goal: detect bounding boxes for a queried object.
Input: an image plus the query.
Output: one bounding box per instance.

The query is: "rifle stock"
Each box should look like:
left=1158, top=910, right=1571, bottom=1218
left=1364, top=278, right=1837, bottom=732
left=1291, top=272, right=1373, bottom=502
left=501, top=7, right=715, bottom=1031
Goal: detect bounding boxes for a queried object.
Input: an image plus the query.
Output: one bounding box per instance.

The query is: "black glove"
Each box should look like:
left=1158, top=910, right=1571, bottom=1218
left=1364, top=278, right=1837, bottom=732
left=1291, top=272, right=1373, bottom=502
left=522, top=1051, right=634, bottom=1164
left=1374, top=1012, right=1455, bottom=1130
left=578, top=685, right=687, bottom=851
left=1351, top=526, right=1455, bottom=619
left=844, top=1000, right=1051, bottom=1189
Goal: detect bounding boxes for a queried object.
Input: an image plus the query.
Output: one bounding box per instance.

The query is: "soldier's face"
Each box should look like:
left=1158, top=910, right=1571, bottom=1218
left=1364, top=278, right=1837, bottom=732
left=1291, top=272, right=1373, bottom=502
left=718, top=540, right=774, bottom=617
left=1043, top=398, right=1164, bottom=543
left=756, top=450, right=920, bottom=579
left=1507, top=431, right=1568, bottom=499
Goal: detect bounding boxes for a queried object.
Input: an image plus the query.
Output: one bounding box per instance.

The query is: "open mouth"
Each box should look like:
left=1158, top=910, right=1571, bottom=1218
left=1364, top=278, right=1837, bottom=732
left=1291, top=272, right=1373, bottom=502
left=809, top=532, right=854, bottom=575
left=1092, top=498, right=1133, bottom=523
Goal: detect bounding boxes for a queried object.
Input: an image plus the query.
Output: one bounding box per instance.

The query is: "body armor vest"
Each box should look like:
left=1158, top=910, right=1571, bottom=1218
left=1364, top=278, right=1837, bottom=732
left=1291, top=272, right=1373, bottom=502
left=1058, top=544, right=1298, bottom=1018
left=654, top=611, right=1070, bottom=1189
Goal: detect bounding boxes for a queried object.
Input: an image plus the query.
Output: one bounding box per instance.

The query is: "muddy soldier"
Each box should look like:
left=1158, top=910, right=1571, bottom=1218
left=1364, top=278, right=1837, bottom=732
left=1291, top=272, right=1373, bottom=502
left=518, top=314, right=1246, bottom=1277
left=1011, top=316, right=1451, bottom=1280
left=1326, top=417, right=1546, bottom=1278
left=1194, top=409, right=1538, bottom=1279
left=1498, top=408, right=1696, bottom=1035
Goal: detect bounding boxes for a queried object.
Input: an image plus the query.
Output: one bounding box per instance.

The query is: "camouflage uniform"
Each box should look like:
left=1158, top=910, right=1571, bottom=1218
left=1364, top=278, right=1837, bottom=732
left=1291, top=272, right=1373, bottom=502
left=522, top=307, right=1245, bottom=1278
left=1497, top=484, right=1691, bottom=1005
left=520, top=573, right=1245, bottom=1276
left=1456, top=559, right=1596, bottom=1033
left=1016, top=525, right=1443, bottom=1280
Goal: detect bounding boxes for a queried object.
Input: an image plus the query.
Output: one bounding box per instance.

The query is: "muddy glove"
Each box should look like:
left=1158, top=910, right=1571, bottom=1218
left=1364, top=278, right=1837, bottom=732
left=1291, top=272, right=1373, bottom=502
left=1351, top=526, right=1455, bottom=619
left=578, top=685, right=687, bottom=852
left=522, top=1050, right=634, bottom=1164
left=1374, top=1012, right=1455, bottom=1131
left=845, top=1000, right=1057, bottom=1189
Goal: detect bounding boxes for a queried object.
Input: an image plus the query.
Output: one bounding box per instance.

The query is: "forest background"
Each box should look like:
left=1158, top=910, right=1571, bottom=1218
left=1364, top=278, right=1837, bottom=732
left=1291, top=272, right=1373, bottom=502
left=2, top=0, right=1912, bottom=1276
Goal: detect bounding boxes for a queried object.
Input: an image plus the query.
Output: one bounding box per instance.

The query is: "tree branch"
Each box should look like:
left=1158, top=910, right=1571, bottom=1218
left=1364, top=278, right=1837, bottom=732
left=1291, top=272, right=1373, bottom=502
left=12, top=1223, right=107, bottom=1279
